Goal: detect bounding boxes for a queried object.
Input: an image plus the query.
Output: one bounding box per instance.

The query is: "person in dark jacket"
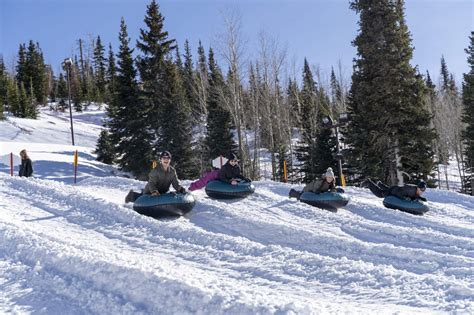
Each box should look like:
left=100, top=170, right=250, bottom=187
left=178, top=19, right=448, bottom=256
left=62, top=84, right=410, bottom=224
left=218, top=153, right=250, bottom=185
left=19, top=149, right=33, bottom=177
left=289, top=167, right=341, bottom=200
left=364, top=178, right=427, bottom=201
left=125, top=151, right=186, bottom=203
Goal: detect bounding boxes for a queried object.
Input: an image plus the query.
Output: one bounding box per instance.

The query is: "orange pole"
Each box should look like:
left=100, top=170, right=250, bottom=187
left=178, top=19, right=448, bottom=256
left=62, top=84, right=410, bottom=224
left=283, top=160, right=288, bottom=183
left=74, top=150, right=78, bottom=184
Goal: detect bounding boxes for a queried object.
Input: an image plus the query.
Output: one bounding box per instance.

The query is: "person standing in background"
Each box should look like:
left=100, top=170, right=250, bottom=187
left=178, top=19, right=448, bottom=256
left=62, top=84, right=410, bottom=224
left=19, top=149, right=33, bottom=177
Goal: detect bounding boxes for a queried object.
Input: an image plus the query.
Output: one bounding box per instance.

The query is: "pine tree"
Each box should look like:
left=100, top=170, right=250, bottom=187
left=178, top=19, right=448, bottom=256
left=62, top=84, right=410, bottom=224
left=105, top=43, right=117, bottom=105
left=57, top=73, right=68, bottom=110
left=72, top=58, right=83, bottom=111
left=93, top=36, right=107, bottom=104
left=18, top=82, right=28, bottom=118
left=205, top=48, right=235, bottom=160
left=25, top=79, right=38, bottom=118
left=7, top=80, right=20, bottom=117
left=183, top=39, right=200, bottom=122
left=22, top=41, right=46, bottom=105
left=159, top=60, right=199, bottom=178
left=287, top=78, right=301, bottom=128
left=108, top=17, right=153, bottom=179
left=425, top=71, right=440, bottom=187
left=296, top=59, right=332, bottom=182
left=196, top=40, right=209, bottom=119
left=136, top=0, right=176, bottom=156
left=0, top=56, right=7, bottom=119
left=346, top=0, right=435, bottom=185
left=95, top=130, right=115, bottom=164
left=16, top=44, right=27, bottom=89
left=461, top=32, right=474, bottom=195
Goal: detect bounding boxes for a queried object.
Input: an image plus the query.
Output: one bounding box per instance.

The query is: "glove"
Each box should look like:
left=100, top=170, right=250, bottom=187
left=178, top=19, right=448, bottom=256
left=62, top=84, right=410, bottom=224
left=151, top=191, right=160, bottom=196
left=336, top=188, right=345, bottom=193
left=418, top=196, right=427, bottom=202
left=177, top=186, right=186, bottom=194
left=244, top=177, right=252, bottom=183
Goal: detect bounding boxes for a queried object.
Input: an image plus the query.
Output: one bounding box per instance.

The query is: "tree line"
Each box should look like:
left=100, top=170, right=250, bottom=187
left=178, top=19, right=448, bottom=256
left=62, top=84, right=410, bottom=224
left=0, top=0, right=472, bottom=194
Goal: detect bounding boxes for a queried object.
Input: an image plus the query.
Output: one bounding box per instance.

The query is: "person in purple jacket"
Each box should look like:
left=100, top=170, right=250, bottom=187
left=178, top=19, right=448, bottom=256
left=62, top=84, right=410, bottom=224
left=188, top=153, right=251, bottom=191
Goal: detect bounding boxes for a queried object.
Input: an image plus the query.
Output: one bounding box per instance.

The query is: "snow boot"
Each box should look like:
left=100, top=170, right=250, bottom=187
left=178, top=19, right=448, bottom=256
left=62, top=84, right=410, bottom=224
left=125, top=189, right=141, bottom=203
left=289, top=189, right=302, bottom=200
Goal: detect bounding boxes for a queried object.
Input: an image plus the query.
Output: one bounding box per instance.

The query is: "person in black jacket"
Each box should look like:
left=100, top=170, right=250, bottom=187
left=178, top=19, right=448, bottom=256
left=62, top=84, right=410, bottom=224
left=364, top=178, right=427, bottom=201
left=218, top=153, right=251, bottom=185
left=19, top=149, right=33, bottom=177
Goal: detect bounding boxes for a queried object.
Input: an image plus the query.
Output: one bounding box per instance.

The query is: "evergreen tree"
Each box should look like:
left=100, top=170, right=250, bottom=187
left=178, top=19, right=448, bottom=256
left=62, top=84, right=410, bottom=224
left=16, top=44, right=27, bottom=88
left=57, top=73, right=69, bottom=111
left=49, top=71, right=57, bottom=103
left=25, top=79, right=38, bottom=118
left=196, top=40, right=209, bottom=119
left=72, top=58, right=83, bottom=111
left=0, top=56, right=7, bottom=119
left=287, top=78, right=301, bottom=128
left=296, top=59, right=332, bottom=182
left=95, top=130, right=115, bottom=164
left=461, top=32, right=474, bottom=195
left=22, top=41, right=46, bottom=105
left=205, top=48, right=235, bottom=159
left=136, top=0, right=176, bottom=156
left=93, top=36, right=107, bottom=104
left=105, top=43, right=117, bottom=104
left=109, top=17, right=153, bottom=178
left=159, top=60, right=199, bottom=178
left=7, top=80, right=20, bottom=117
left=345, top=0, right=435, bottom=185
left=18, top=82, right=28, bottom=118
left=440, top=56, right=450, bottom=91
left=183, top=39, right=200, bottom=121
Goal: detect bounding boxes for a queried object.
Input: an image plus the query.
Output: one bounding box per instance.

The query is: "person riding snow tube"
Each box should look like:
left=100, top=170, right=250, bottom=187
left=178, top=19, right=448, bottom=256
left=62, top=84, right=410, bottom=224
left=298, top=190, right=349, bottom=212
left=382, top=195, right=429, bottom=215
left=363, top=178, right=429, bottom=215
left=133, top=192, right=196, bottom=217
left=205, top=180, right=255, bottom=199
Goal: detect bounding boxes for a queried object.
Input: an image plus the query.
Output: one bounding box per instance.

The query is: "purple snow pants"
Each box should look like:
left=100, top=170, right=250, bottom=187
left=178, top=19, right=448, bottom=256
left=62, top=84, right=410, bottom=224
left=188, top=170, right=220, bottom=191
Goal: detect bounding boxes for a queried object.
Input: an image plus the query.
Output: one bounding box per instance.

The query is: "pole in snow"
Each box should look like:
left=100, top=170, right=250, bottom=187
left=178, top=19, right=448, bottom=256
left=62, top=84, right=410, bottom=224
left=62, top=58, right=75, bottom=146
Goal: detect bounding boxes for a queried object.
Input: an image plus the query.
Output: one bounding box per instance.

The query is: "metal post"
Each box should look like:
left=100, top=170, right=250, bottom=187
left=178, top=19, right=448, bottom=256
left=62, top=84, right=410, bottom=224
left=63, top=58, right=75, bottom=146
left=335, top=126, right=343, bottom=186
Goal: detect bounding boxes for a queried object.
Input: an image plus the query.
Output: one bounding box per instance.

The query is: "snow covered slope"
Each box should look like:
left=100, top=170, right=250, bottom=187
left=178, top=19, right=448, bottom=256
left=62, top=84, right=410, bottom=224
left=0, top=108, right=473, bottom=314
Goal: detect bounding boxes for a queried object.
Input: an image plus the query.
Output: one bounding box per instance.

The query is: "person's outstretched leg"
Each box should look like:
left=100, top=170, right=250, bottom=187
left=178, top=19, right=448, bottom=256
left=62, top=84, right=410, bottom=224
left=365, top=179, right=387, bottom=198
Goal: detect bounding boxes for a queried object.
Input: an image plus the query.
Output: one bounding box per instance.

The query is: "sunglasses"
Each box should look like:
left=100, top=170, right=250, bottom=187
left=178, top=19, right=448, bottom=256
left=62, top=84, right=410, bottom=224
left=230, top=160, right=238, bottom=163
left=161, top=156, right=171, bottom=160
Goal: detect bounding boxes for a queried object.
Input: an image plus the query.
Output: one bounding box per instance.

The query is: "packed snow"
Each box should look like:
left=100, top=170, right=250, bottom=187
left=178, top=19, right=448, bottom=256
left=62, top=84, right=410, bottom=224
left=0, top=107, right=473, bottom=314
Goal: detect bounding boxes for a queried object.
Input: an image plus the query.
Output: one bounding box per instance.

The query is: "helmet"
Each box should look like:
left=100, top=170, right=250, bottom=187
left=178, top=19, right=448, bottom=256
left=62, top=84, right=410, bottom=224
left=417, top=181, right=427, bottom=191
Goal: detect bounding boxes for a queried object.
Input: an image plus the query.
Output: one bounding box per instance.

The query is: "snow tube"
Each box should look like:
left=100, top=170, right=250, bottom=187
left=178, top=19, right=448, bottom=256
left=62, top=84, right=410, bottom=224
left=133, top=192, right=196, bottom=217
left=299, top=191, right=349, bottom=212
left=383, top=195, right=429, bottom=215
left=205, top=180, right=255, bottom=199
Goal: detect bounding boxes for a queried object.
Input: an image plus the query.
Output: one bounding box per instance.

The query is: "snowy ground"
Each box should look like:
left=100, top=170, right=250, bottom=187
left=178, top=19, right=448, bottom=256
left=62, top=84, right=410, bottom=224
left=0, top=107, right=473, bottom=314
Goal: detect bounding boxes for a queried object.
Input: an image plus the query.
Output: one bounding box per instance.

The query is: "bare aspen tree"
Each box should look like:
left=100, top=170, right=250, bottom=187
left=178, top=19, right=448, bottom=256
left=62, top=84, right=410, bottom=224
left=216, top=8, right=249, bottom=174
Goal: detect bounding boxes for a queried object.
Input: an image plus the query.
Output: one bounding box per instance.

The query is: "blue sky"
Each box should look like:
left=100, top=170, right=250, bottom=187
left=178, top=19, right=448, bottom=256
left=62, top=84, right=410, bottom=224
left=1, top=0, right=473, bottom=85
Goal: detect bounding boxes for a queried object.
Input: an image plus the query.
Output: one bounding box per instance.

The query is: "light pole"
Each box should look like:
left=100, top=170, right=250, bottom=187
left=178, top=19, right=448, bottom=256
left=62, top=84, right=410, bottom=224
left=322, top=112, right=349, bottom=186
left=62, top=58, right=75, bottom=146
